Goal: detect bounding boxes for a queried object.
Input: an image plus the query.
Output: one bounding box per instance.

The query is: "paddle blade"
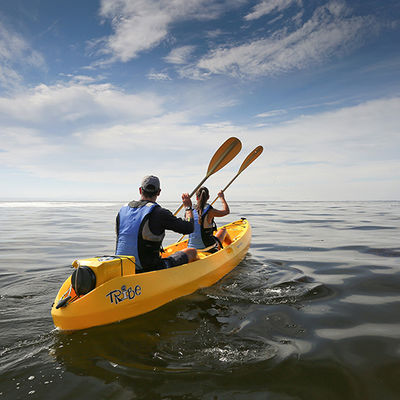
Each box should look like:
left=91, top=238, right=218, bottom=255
left=206, top=137, right=242, bottom=177
left=238, top=145, right=263, bottom=174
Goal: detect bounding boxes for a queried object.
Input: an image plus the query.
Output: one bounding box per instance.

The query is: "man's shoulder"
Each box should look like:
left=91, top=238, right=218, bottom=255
left=152, top=205, right=173, bottom=217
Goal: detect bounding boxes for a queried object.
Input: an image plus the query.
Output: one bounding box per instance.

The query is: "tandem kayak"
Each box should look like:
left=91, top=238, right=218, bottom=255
left=51, top=218, right=251, bottom=331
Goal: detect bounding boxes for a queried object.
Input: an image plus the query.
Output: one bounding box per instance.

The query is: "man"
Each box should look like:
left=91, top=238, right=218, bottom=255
left=115, top=175, right=197, bottom=272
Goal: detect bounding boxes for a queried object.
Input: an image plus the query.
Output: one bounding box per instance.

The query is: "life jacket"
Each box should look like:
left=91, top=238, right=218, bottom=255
left=188, top=204, right=216, bottom=249
left=115, top=202, right=164, bottom=270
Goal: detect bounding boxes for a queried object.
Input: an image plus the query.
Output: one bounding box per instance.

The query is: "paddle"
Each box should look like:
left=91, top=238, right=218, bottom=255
left=177, top=145, right=263, bottom=242
left=173, top=137, right=242, bottom=216
left=210, top=145, right=264, bottom=206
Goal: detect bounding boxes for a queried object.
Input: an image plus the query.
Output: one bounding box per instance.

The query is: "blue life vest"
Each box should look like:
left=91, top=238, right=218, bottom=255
left=115, top=202, right=158, bottom=268
left=188, top=205, right=215, bottom=249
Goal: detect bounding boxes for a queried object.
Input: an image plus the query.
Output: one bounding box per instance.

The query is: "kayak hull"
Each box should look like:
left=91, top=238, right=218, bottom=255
left=51, top=219, right=251, bottom=331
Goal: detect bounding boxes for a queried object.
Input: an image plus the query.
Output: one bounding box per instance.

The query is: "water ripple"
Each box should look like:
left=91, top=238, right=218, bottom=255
left=1, top=201, right=400, bottom=399
left=316, top=323, right=400, bottom=340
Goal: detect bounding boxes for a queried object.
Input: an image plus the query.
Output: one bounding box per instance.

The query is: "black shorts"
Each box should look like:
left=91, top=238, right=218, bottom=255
left=161, top=251, right=189, bottom=269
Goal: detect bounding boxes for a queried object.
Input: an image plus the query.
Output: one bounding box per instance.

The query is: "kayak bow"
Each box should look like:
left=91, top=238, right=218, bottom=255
left=51, top=218, right=251, bottom=331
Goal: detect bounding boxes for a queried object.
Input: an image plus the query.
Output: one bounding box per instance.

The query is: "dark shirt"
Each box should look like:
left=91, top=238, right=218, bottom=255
left=116, top=200, right=194, bottom=270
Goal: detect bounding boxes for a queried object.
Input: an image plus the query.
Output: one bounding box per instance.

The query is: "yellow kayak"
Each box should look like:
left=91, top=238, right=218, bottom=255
left=51, top=218, right=251, bottom=331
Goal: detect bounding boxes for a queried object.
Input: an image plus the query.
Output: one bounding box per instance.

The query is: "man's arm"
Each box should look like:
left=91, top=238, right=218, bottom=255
left=158, top=208, right=194, bottom=234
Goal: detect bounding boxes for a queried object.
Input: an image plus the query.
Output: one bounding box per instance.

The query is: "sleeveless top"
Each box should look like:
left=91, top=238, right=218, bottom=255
left=187, top=204, right=216, bottom=249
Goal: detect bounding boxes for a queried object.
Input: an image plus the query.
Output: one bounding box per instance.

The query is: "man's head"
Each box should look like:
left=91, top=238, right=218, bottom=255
left=140, top=175, right=161, bottom=199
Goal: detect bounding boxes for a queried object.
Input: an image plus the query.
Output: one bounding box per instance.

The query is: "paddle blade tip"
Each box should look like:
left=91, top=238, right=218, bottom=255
left=206, top=137, right=242, bottom=176
left=238, top=145, right=264, bottom=173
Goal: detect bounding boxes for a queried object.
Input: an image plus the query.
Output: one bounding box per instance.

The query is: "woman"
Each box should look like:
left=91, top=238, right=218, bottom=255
left=187, top=187, right=232, bottom=251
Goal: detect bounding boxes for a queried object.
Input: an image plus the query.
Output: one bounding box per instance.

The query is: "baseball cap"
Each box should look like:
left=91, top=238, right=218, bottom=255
left=141, top=175, right=160, bottom=193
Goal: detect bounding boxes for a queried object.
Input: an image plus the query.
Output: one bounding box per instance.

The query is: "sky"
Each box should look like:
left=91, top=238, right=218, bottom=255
left=0, top=0, right=399, bottom=202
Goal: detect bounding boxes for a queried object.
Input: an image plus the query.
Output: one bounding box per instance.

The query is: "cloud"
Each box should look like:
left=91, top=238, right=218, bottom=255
left=240, top=97, right=400, bottom=200
left=76, top=113, right=242, bottom=155
left=256, top=109, right=287, bottom=118
left=0, top=126, right=63, bottom=175
left=1, top=87, right=399, bottom=200
left=0, top=79, right=168, bottom=189
left=0, top=112, right=245, bottom=201
left=182, top=1, right=377, bottom=79
left=0, top=77, right=242, bottom=197
left=245, top=0, right=302, bottom=21
left=99, top=0, right=171, bottom=62
left=78, top=96, right=400, bottom=200
left=164, top=45, right=196, bottom=64
left=0, top=21, right=45, bottom=90
left=262, top=97, right=400, bottom=159
left=147, top=72, right=172, bottom=80
left=256, top=97, right=400, bottom=198
left=98, top=0, right=234, bottom=62
left=0, top=80, right=164, bottom=126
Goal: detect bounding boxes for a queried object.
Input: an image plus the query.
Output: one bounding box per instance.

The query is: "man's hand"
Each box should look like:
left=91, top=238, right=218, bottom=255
left=217, top=190, right=225, bottom=199
left=182, top=193, right=192, bottom=208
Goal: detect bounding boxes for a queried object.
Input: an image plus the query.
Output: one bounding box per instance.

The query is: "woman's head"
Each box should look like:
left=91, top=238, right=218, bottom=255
left=196, top=186, right=209, bottom=201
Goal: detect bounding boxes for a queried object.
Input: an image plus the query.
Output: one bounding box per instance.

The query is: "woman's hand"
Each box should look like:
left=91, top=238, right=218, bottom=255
left=209, top=190, right=230, bottom=218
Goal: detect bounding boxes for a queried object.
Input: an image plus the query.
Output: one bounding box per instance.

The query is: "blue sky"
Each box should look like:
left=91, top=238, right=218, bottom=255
left=0, top=0, right=399, bottom=201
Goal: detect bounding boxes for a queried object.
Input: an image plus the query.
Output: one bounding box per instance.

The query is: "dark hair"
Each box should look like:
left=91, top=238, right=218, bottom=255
left=142, top=188, right=159, bottom=198
left=196, top=186, right=209, bottom=225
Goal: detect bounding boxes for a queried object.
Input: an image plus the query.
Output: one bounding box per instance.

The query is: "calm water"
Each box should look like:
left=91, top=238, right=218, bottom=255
left=0, top=201, right=399, bottom=400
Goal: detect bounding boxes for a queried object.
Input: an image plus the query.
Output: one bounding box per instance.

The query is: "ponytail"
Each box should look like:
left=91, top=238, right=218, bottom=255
left=196, top=187, right=209, bottom=225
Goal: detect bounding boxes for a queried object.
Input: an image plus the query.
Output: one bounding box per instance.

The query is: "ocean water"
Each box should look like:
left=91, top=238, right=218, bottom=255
left=0, top=201, right=399, bottom=400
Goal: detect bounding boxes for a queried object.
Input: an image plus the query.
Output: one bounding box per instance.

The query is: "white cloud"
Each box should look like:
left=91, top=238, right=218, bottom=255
left=60, top=74, right=100, bottom=84
left=250, top=97, right=400, bottom=199
left=205, top=29, right=226, bottom=39
left=1, top=92, right=399, bottom=200
left=0, top=78, right=242, bottom=198
left=0, top=126, right=63, bottom=172
left=263, top=97, right=400, bottom=158
left=164, top=45, right=196, bottom=64
left=0, top=66, right=22, bottom=90
left=98, top=0, right=233, bottom=62
left=183, top=2, right=377, bottom=79
left=147, top=72, right=172, bottom=80
left=0, top=21, right=45, bottom=89
left=99, top=1, right=170, bottom=62
left=256, top=109, right=287, bottom=118
left=77, top=114, right=241, bottom=154
left=245, top=0, right=301, bottom=21
left=0, top=80, right=164, bottom=125
left=0, top=114, right=245, bottom=201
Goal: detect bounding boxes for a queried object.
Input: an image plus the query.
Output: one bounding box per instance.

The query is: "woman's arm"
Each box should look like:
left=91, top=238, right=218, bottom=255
left=208, top=191, right=230, bottom=219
